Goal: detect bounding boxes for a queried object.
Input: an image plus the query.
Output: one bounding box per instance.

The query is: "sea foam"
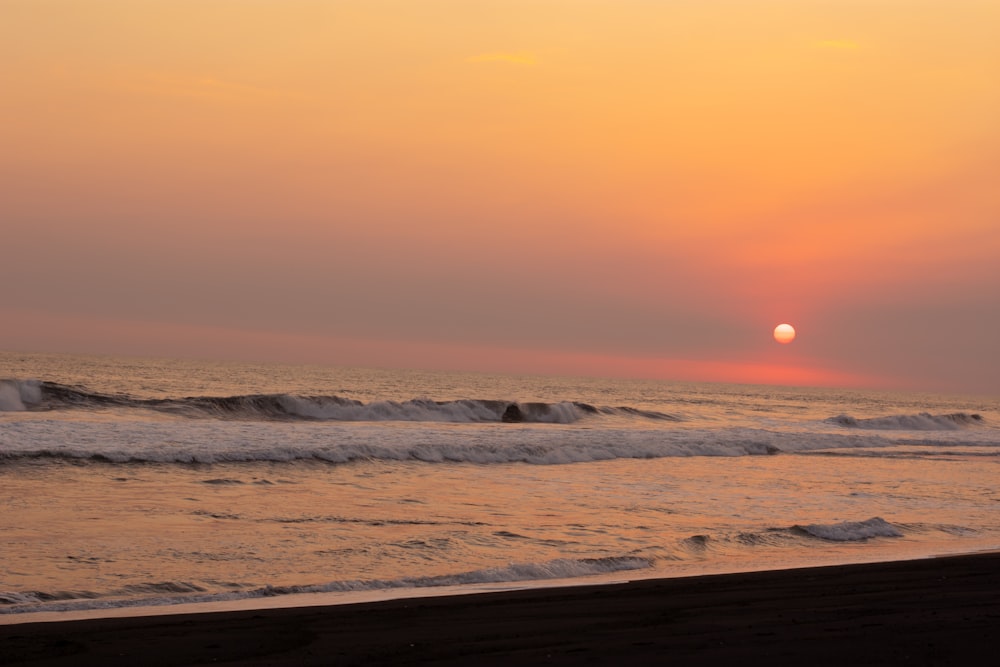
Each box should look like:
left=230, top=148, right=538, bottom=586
left=0, top=380, right=42, bottom=412
left=0, top=418, right=887, bottom=465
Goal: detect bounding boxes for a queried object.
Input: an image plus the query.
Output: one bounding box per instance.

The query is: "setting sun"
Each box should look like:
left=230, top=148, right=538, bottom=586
left=773, top=323, right=796, bottom=344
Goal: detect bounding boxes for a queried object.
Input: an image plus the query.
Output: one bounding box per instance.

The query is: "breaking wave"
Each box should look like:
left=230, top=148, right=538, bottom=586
left=678, top=518, right=908, bottom=551
left=0, top=419, right=862, bottom=465
left=827, top=412, right=984, bottom=431
left=0, top=379, right=41, bottom=412
left=0, top=379, right=679, bottom=425
left=794, top=517, right=903, bottom=541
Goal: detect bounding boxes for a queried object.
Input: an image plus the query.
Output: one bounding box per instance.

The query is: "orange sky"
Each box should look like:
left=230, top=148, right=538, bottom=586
left=2, top=1, right=998, bottom=393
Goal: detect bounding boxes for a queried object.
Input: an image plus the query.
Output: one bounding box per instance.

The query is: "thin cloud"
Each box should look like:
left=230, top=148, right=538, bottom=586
left=467, top=51, right=538, bottom=66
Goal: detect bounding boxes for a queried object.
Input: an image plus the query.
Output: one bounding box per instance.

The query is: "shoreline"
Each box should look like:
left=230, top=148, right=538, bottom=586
left=5, top=543, right=992, bottom=627
left=4, top=551, right=999, bottom=665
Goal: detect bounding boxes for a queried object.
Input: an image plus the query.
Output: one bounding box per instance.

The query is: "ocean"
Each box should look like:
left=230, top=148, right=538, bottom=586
left=2, top=351, right=998, bottom=620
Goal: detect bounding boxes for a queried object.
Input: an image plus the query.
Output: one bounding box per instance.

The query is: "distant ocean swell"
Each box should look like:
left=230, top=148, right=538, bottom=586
left=0, top=518, right=912, bottom=615
left=0, top=379, right=678, bottom=424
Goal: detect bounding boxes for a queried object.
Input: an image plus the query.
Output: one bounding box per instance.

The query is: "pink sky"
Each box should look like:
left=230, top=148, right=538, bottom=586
left=2, top=1, right=998, bottom=393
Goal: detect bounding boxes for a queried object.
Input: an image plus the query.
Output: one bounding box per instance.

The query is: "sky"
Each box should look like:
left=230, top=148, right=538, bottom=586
left=2, top=0, right=998, bottom=394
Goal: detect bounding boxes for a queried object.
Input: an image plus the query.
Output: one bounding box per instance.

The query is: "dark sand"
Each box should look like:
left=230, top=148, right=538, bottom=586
left=3, top=552, right=999, bottom=665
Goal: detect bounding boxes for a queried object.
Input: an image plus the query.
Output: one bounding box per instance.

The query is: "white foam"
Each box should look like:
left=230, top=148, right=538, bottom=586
left=0, top=380, right=42, bottom=412
left=0, top=383, right=25, bottom=411
left=4, top=414, right=997, bottom=465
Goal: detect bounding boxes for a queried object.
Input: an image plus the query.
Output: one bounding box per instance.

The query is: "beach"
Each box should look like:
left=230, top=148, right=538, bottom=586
left=3, top=551, right=998, bottom=665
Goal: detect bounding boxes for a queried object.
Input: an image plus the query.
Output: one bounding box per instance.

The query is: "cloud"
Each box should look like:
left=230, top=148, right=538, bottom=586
left=467, top=51, right=538, bottom=66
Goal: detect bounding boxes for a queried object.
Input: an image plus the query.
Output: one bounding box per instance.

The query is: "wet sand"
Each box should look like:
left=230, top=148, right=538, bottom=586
left=3, top=552, right=999, bottom=665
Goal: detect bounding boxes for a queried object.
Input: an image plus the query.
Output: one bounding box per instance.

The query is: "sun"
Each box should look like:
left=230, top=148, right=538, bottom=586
left=773, top=323, right=796, bottom=344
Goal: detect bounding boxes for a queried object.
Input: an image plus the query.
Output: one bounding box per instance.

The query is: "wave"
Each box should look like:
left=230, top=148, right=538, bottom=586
left=6, top=417, right=997, bottom=466
left=1, top=418, right=860, bottom=465
left=0, top=556, right=652, bottom=614
left=827, top=412, right=984, bottom=431
left=0, top=379, right=680, bottom=425
left=677, top=517, right=907, bottom=552
left=794, top=517, right=903, bottom=541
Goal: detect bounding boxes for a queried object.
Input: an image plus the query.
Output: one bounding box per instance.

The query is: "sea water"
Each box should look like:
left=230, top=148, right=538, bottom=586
left=2, top=352, right=998, bottom=619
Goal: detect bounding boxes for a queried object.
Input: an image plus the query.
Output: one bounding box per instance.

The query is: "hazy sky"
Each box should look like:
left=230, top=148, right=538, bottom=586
left=2, top=1, right=998, bottom=393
